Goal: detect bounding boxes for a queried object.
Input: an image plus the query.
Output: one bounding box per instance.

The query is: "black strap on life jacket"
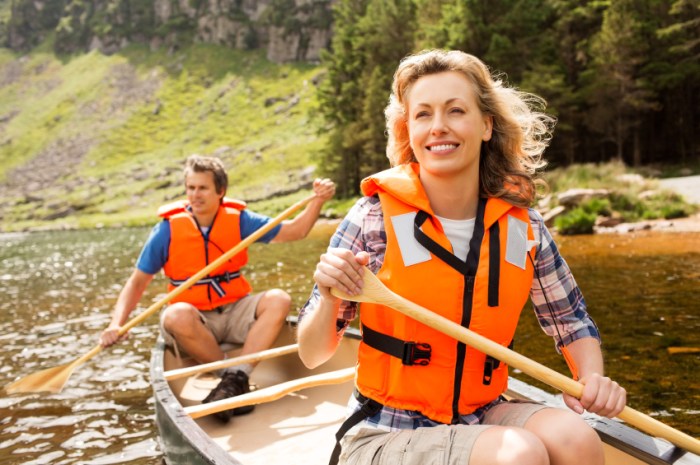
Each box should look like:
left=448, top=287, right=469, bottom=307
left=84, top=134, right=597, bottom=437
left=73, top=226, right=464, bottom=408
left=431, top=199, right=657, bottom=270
left=362, top=323, right=432, bottom=366
left=169, top=270, right=241, bottom=297
left=483, top=340, right=514, bottom=385
left=413, top=207, right=500, bottom=308
left=488, top=220, right=500, bottom=307
left=329, top=390, right=383, bottom=465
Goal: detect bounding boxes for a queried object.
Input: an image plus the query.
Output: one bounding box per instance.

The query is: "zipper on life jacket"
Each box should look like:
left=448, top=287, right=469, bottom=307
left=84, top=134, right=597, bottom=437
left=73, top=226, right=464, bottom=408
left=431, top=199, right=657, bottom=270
left=414, top=198, right=487, bottom=423
left=190, top=206, right=219, bottom=307
left=451, top=198, right=486, bottom=422
left=451, top=274, right=474, bottom=423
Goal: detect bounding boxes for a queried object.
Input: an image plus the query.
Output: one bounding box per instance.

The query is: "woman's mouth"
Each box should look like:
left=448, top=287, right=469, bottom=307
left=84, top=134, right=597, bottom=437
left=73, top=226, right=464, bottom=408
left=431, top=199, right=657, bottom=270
left=427, top=143, right=458, bottom=152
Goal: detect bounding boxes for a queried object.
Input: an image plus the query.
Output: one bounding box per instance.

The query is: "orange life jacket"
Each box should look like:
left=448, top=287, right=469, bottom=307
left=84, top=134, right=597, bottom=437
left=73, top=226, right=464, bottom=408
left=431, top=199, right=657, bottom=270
left=158, top=198, right=252, bottom=310
left=356, top=163, right=536, bottom=424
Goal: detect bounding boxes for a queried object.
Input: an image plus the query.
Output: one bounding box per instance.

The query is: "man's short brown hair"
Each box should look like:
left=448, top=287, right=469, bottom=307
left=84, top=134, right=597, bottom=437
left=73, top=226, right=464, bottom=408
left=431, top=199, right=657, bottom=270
left=184, top=155, right=228, bottom=196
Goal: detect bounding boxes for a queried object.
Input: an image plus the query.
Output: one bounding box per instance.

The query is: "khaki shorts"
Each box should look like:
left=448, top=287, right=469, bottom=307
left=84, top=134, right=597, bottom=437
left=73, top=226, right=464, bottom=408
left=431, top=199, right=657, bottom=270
left=340, top=400, right=548, bottom=465
left=159, top=292, right=263, bottom=354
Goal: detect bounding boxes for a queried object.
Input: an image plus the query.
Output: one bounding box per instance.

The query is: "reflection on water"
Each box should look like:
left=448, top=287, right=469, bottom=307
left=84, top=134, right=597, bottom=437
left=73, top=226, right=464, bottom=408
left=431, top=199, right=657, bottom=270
left=0, top=229, right=162, bottom=465
left=0, top=225, right=698, bottom=463
left=514, top=231, right=700, bottom=436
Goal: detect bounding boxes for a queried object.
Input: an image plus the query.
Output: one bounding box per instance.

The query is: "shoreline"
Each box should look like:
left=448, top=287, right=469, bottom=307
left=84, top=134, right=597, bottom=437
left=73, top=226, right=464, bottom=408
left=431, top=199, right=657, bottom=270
left=594, top=212, right=700, bottom=234
left=318, top=214, right=700, bottom=235
left=4, top=212, right=700, bottom=236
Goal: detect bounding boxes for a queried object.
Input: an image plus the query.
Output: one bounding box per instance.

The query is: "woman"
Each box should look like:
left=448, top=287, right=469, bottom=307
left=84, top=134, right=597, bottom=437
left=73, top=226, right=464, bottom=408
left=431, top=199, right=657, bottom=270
left=297, top=50, right=626, bottom=465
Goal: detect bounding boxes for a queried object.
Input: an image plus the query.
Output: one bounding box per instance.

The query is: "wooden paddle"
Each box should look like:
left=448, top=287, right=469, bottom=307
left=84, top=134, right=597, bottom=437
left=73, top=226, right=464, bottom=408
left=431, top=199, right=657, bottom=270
left=184, top=366, right=355, bottom=419
left=164, top=343, right=300, bottom=381
left=4, top=194, right=318, bottom=395
left=331, top=267, right=700, bottom=456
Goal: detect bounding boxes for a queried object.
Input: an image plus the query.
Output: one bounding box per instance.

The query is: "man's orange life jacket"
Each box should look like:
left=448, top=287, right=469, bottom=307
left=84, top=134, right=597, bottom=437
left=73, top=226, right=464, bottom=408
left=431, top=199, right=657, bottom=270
left=356, top=163, right=536, bottom=424
left=158, top=198, right=252, bottom=310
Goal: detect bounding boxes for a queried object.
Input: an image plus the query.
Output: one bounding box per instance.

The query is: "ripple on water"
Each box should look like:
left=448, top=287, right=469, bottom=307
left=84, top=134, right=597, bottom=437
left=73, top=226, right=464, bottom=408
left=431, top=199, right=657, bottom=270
left=79, top=438, right=162, bottom=464
left=1, top=227, right=698, bottom=464
left=0, top=432, right=54, bottom=449
left=22, top=450, right=65, bottom=465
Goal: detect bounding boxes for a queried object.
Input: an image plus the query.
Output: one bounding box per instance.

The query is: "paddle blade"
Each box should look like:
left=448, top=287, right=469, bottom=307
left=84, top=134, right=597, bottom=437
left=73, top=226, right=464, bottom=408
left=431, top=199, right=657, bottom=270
left=4, top=362, right=78, bottom=394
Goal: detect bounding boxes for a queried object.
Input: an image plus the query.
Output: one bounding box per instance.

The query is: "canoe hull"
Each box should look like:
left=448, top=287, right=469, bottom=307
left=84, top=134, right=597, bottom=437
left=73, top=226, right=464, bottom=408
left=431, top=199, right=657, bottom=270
left=151, top=318, right=699, bottom=465
left=151, top=338, right=242, bottom=465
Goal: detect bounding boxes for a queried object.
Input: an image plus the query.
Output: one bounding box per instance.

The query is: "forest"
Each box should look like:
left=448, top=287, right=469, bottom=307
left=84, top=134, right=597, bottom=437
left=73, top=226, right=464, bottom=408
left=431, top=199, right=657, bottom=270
left=315, top=0, right=699, bottom=195
left=1, top=0, right=698, bottom=199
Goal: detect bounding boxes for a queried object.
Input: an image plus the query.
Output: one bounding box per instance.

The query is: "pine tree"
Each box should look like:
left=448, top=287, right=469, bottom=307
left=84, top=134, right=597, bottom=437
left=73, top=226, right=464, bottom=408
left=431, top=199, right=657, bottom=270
left=522, top=0, right=606, bottom=166
left=316, top=0, right=371, bottom=197
left=655, top=0, right=700, bottom=162
left=585, top=0, right=661, bottom=165
left=317, top=0, right=415, bottom=196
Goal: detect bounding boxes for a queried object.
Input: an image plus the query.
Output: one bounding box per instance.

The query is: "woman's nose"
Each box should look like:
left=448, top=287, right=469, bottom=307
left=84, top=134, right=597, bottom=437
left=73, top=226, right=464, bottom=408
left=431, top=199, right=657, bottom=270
left=430, top=114, right=448, bottom=135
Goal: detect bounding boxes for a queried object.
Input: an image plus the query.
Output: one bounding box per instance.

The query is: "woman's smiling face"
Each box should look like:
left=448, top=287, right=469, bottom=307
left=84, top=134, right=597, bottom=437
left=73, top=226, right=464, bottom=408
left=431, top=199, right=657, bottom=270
left=406, top=71, right=492, bottom=180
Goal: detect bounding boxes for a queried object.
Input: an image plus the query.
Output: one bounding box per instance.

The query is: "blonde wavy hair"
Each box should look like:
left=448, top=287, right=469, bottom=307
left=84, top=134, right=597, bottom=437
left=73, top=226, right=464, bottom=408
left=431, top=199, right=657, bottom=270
left=385, top=50, right=554, bottom=207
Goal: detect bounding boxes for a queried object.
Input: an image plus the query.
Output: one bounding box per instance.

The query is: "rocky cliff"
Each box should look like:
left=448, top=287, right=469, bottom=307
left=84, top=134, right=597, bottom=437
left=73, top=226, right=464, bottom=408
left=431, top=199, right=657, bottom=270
left=4, top=0, right=334, bottom=63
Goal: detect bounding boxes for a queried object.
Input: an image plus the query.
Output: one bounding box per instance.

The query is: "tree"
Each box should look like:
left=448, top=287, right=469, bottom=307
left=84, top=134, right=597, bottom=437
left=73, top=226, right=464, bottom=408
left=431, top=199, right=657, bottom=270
left=413, top=0, right=452, bottom=49
left=317, top=0, right=415, bottom=196
left=585, top=0, right=661, bottom=165
left=654, top=0, right=700, bottom=163
left=316, top=0, right=370, bottom=197
left=433, top=0, right=554, bottom=82
left=6, top=0, right=67, bottom=50
left=522, top=0, right=606, bottom=166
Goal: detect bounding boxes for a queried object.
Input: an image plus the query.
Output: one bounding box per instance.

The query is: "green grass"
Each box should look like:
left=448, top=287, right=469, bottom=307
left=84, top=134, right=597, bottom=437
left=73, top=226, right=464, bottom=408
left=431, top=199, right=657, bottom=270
left=543, top=161, right=697, bottom=234
left=0, top=43, right=695, bottom=233
left=554, top=207, right=597, bottom=235
left=0, top=42, right=329, bottom=232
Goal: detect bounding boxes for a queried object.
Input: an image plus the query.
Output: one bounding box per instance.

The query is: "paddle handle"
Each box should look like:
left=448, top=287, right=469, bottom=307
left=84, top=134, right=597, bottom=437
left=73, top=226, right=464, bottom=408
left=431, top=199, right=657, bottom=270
left=118, top=194, right=317, bottom=337
left=164, top=343, right=299, bottom=381
left=184, top=366, right=355, bottom=419
left=333, top=267, right=700, bottom=455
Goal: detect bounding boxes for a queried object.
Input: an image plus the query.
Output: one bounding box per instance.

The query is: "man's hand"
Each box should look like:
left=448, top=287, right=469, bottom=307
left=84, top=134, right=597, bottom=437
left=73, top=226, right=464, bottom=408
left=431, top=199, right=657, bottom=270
left=99, top=324, right=128, bottom=348
left=313, top=178, right=336, bottom=202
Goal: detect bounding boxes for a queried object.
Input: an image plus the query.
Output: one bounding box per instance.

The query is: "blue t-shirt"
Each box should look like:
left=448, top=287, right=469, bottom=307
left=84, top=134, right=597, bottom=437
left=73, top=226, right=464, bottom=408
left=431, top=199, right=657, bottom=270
left=136, top=209, right=281, bottom=274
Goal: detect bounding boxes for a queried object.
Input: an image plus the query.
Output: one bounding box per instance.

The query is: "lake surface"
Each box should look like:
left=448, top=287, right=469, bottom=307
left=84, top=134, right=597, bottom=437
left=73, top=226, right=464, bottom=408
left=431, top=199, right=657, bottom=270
left=0, top=224, right=698, bottom=463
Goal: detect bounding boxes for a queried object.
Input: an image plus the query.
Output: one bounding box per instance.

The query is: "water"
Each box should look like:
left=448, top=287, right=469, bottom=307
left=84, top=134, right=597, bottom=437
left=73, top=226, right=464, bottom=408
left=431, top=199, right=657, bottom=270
left=0, top=225, right=698, bottom=463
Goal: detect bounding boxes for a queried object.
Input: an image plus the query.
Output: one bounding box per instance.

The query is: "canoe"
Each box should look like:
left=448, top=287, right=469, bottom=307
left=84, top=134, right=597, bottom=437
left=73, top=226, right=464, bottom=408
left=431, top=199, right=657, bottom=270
left=150, top=317, right=699, bottom=465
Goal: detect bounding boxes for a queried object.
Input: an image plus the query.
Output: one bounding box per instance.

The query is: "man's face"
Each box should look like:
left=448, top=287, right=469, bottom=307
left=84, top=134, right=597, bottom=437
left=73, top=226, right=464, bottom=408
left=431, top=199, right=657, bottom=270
left=185, top=171, right=223, bottom=220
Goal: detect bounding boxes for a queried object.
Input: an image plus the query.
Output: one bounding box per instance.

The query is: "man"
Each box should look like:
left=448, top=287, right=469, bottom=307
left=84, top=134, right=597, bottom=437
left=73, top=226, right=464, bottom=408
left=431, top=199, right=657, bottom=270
left=101, top=154, right=335, bottom=422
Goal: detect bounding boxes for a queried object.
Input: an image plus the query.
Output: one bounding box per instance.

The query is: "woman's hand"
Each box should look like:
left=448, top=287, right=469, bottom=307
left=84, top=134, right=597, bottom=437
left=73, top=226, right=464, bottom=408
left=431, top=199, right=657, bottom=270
left=563, top=373, right=627, bottom=418
left=314, top=248, right=369, bottom=300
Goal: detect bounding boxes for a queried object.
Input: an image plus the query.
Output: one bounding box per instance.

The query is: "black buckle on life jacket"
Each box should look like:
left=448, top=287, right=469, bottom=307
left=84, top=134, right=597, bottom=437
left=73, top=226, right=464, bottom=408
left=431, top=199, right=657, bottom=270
left=483, top=356, right=500, bottom=385
left=362, top=324, right=432, bottom=367
left=482, top=341, right=513, bottom=385
left=403, top=342, right=432, bottom=366
left=216, top=271, right=238, bottom=283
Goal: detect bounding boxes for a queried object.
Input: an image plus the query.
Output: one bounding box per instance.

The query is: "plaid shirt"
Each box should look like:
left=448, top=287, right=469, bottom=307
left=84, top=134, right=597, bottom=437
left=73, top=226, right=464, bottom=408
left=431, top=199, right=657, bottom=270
left=299, top=195, right=600, bottom=432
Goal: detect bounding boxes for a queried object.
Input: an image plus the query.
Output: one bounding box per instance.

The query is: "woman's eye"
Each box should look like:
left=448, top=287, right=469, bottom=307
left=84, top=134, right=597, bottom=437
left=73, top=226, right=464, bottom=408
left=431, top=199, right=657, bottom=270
left=415, top=111, right=430, bottom=119
left=449, top=107, right=465, bottom=114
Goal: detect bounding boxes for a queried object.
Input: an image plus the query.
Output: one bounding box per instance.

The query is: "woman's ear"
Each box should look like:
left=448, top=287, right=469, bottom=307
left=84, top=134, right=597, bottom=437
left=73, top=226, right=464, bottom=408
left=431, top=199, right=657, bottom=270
left=482, top=115, right=493, bottom=142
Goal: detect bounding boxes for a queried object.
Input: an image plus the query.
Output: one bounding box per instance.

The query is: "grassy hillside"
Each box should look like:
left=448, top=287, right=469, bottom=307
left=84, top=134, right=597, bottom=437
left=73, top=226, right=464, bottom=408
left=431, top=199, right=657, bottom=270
left=0, top=41, right=695, bottom=234
left=0, top=41, right=340, bottom=232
